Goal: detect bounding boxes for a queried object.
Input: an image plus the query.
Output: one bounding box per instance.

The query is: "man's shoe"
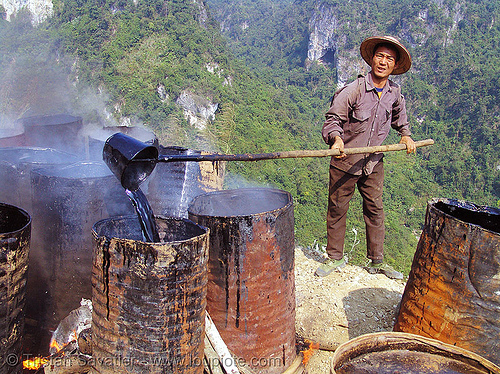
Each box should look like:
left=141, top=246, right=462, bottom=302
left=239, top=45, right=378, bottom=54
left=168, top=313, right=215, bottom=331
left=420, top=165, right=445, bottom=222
left=315, top=257, right=346, bottom=277
left=365, top=262, right=403, bottom=280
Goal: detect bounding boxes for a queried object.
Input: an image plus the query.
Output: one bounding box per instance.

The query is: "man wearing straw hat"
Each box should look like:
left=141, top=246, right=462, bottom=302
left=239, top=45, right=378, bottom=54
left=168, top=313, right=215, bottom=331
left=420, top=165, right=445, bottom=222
left=316, top=36, right=416, bottom=279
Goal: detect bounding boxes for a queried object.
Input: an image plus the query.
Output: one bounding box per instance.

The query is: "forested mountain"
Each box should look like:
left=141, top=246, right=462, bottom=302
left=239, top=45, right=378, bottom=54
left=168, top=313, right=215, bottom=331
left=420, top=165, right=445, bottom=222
left=206, top=0, right=500, bottom=269
left=0, top=0, right=498, bottom=273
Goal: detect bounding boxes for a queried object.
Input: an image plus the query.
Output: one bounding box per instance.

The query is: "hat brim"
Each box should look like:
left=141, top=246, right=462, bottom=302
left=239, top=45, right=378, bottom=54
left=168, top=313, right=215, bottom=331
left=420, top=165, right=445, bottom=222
left=360, top=36, right=411, bottom=75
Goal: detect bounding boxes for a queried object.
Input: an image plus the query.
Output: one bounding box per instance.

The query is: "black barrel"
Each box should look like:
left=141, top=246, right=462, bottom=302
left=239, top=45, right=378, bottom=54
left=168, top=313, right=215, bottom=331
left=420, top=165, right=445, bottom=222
left=27, top=161, right=133, bottom=354
left=0, top=203, right=31, bottom=374
left=92, top=216, right=209, bottom=374
left=0, top=147, right=79, bottom=213
left=21, top=114, right=84, bottom=155
left=0, top=127, right=25, bottom=147
left=146, top=146, right=207, bottom=218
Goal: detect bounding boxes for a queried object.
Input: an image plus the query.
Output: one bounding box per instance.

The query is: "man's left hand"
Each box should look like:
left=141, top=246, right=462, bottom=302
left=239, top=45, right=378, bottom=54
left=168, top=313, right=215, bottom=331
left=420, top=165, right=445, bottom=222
left=400, top=135, right=416, bottom=154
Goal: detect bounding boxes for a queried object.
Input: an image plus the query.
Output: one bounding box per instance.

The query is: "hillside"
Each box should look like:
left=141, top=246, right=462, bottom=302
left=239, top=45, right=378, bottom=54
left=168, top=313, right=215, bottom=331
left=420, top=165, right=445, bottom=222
left=0, top=0, right=499, bottom=274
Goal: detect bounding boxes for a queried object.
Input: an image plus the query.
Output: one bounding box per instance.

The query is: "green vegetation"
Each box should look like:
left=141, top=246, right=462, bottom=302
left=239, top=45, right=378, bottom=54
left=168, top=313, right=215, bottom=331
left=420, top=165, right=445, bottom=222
left=0, top=0, right=498, bottom=274
left=207, top=0, right=500, bottom=272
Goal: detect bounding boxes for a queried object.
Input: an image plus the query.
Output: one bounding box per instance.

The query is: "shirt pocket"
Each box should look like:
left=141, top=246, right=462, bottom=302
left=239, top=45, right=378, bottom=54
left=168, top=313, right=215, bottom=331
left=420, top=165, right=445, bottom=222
left=347, top=108, right=371, bottom=134
left=376, top=107, right=393, bottom=136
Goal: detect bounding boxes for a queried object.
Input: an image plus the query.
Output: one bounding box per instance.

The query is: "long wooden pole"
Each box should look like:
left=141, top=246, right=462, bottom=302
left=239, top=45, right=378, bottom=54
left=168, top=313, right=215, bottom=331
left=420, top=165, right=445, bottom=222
left=157, top=139, right=434, bottom=163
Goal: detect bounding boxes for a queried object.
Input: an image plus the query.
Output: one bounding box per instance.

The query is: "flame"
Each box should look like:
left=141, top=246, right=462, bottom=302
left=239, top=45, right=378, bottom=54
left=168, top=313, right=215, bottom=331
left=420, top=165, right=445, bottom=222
left=50, top=338, right=63, bottom=352
left=24, top=330, right=78, bottom=370
left=23, top=356, right=48, bottom=370
left=301, top=341, right=320, bottom=365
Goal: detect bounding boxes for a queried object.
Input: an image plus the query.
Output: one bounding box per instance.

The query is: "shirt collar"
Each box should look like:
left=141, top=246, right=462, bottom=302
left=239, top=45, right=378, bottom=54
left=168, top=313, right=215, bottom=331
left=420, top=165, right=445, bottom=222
left=365, top=72, right=392, bottom=93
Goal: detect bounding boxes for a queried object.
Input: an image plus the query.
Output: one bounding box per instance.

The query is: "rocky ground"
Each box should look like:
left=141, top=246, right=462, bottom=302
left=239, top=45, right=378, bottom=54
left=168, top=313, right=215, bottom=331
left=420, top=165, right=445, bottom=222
left=294, top=247, right=407, bottom=374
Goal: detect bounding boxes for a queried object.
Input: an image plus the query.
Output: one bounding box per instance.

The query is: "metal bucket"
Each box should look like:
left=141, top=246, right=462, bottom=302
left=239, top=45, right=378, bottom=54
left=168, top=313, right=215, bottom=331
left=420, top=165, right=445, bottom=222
left=330, top=332, right=500, bottom=374
left=0, top=203, right=31, bottom=374
left=92, top=216, right=209, bottom=374
left=27, top=162, right=133, bottom=354
left=21, top=114, right=84, bottom=155
left=188, top=188, right=296, bottom=374
left=394, top=198, right=500, bottom=366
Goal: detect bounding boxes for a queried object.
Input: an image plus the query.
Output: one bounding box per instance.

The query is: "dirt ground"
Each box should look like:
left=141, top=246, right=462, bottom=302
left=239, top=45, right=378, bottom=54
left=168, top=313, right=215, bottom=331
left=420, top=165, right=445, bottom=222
left=294, top=246, right=407, bottom=374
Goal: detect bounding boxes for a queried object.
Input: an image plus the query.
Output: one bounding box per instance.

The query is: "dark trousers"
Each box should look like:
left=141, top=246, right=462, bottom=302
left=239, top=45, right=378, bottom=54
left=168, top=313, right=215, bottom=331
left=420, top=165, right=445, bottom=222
left=326, top=161, right=385, bottom=261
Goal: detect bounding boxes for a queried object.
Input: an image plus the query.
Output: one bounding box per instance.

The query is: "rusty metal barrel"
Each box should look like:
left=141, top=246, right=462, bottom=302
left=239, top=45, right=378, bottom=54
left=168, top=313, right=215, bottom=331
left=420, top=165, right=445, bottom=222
left=331, top=332, right=500, bottom=374
left=394, top=198, right=500, bottom=366
left=92, top=216, right=209, bottom=374
left=28, top=161, right=133, bottom=354
left=0, top=203, right=31, bottom=374
left=188, top=188, right=296, bottom=374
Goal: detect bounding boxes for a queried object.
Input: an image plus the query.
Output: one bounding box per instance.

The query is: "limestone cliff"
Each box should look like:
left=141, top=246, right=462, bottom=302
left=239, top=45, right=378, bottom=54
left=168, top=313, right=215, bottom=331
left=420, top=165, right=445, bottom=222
left=0, top=0, right=53, bottom=25
left=306, top=0, right=466, bottom=87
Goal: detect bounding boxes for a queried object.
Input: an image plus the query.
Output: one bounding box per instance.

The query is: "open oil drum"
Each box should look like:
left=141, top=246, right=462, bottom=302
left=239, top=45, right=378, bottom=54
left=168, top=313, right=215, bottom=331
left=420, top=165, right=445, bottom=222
left=91, top=216, right=209, bottom=374
left=0, top=203, right=31, bottom=374
left=0, top=127, right=25, bottom=147
left=188, top=188, right=296, bottom=374
left=27, top=161, right=133, bottom=354
left=394, top=198, right=500, bottom=366
left=0, top=147, right=79, bottom=213
left=21, top=114, right=84, bottom=155
left=330, top=332, right=500, bottom=374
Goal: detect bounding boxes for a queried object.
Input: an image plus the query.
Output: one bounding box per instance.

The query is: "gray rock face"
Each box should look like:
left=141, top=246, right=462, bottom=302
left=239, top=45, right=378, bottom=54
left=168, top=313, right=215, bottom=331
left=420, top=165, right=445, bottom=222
left=306, top=0, right=465, bottom=88
left=307, top=4, right=339, bottom=63
left=1, top=0, right=53, bottom=25
left=176, top=90, right=218, bottom=130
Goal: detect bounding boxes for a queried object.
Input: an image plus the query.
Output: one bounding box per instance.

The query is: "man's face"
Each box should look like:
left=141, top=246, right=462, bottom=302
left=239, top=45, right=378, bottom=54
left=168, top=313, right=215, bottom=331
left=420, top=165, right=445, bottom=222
left=371, top=45, right=398, bottom=80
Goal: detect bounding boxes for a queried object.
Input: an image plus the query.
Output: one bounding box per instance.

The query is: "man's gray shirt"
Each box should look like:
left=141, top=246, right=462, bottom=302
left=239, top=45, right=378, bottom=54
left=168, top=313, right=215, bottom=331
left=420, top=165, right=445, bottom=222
left=322, top=72, right=411, bottom=176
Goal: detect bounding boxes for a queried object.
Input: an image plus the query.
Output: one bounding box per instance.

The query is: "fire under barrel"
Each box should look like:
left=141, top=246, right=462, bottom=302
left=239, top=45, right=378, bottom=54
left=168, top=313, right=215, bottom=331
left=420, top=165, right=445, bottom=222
left=27, top=162, right=133, bottom=354
left=394, top=198, right=500, bottom=366
left=91, top=216, right=209, bottom=374
left=0, top=203, right=31, bottom=374
left=188, top=188, right=296, bottom=374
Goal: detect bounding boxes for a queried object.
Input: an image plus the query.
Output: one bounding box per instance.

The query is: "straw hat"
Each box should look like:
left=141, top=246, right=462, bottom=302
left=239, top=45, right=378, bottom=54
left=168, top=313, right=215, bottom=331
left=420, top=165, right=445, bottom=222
left=360, top=36, right=411, bottom=75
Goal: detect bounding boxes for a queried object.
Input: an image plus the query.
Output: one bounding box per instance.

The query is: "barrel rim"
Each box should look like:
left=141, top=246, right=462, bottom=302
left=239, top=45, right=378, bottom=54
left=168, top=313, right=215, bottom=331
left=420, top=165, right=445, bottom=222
left=430, top=197, right=500, bottom=215
left=0, top=202, right=32, bottom=234
left=20, top=113, right=82, bottom=127
left=188, top=187, right=293, bottom=219
left=428, top=197, right=500, bottom=234
left=92, top=214, right=209, bottom=245
left=330, top=331, right=500, bottom=374
left=31, top=161, right=113, bottom=180
left=0, top=146, right=79, bottom=165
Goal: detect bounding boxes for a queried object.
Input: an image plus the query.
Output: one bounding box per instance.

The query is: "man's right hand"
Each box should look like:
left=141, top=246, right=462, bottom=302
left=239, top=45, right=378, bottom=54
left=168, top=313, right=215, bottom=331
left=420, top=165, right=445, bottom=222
left=331, top=136, right=346, bottom=158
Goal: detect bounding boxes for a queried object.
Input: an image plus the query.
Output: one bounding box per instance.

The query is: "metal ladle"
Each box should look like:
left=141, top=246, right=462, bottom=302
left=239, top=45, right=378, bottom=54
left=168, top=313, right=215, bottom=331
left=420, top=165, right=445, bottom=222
left=103, top=132, right=434, bottom=190
left=103, top=132, right=158, bottom=191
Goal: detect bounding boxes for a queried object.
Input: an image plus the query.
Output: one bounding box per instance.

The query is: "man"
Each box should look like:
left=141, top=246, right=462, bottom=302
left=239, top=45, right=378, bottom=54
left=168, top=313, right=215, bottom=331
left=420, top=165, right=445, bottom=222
left=316, top=36, right=416, bottom=279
